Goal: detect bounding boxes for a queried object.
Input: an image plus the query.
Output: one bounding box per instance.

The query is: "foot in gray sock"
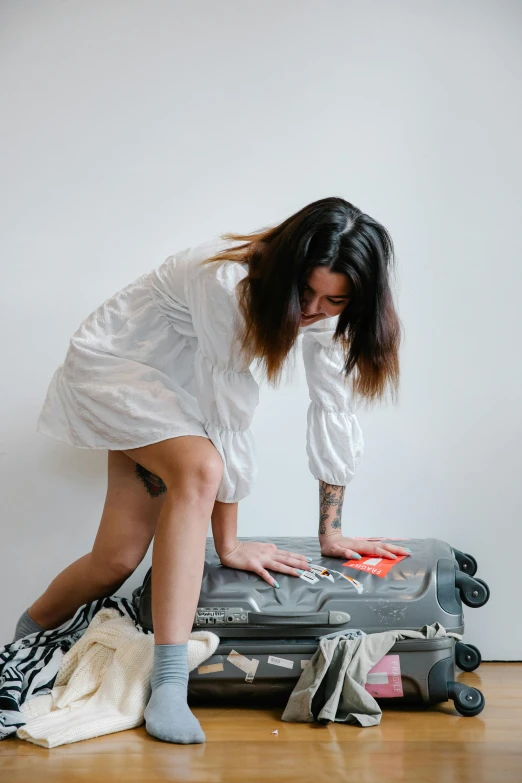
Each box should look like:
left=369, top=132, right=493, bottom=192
left=144, top=643, right=205, bottom=744
left=13, top=609, right=47, bottom=643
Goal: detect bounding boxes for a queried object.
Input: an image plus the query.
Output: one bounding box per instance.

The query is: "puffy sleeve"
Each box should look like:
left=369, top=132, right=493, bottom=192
left=185, top=261, right=259, bottom=503
left=302, top=322, right=364, bottom=486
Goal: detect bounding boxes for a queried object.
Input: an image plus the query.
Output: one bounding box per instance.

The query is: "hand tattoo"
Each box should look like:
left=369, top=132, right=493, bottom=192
left=319, top=481, right=345, bottom=536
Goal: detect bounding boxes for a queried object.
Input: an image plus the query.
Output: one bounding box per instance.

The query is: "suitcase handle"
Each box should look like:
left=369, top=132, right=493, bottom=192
left=250, top=610, right=350, bottom=626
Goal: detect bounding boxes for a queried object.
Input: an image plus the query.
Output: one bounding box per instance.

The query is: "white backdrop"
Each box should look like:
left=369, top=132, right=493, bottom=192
left=2, top=0, right=521, bottom=658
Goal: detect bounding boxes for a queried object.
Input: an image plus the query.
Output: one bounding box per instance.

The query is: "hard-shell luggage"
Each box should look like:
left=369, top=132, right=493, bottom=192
left=137, top=536, right=489, bottom=672
left=187, top=635, right=485, bottom=717
left=135, top=536, right=489, bottom=717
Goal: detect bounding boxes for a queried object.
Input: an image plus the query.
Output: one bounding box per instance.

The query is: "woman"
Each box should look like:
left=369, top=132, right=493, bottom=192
left=15, top=196, right=409, bottom=744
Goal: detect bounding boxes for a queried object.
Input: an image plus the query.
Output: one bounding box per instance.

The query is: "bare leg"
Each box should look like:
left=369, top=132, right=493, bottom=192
left=26, top=450, right=164, bottom=630
left=122, top=436, right=224, bottom=744
left=123, top=436, right=223, bottom=644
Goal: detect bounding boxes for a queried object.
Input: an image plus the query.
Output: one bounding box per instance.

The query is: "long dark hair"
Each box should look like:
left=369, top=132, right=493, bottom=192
left=204, top=196, right=401, bottom=403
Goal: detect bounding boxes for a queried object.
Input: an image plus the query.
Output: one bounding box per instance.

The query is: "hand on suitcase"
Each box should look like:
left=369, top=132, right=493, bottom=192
left=320, top=535, right=411, bottom=561
left=218, top=540, right=312, bottom=587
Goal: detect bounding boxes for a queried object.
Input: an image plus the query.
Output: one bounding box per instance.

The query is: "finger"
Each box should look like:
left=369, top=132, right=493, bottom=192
left=255, top=567, right=279, bottom=587
left=359, top=542, right=409, bottom=558
left=275, top=549, right=311, bottom=565
left=272, top=554, right=312, bottom=570
left=354, top=543, right=393, bottom=557
left=373, top=547, right=399, bottom=559
left=381, top=544, right=411, bottom=556
left=268, top=561, right=302, bottom=578
left=341, top=550, right=363, bottom=561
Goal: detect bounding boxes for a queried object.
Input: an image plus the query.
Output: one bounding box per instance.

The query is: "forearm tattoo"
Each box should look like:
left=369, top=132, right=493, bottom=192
left=319, top=480, right=345, bottom=535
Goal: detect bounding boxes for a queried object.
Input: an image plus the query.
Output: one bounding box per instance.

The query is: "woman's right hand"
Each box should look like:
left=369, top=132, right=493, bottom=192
left=218, top=540, right=312, bottom=587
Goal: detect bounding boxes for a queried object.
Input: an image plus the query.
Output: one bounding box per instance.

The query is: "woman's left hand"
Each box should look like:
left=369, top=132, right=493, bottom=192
left=320, top=535, right=410, bottom=561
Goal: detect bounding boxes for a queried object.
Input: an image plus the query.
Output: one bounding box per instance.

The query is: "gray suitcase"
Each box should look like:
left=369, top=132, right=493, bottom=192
left=136, top=536, right=489, bottom=673
left=187, top=635, right=485, bottom=717
left=135, top=536, right=487, bottom=716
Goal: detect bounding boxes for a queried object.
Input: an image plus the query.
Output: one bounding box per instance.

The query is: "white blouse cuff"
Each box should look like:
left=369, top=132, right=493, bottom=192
left=306, top=403, right=364, bottom=485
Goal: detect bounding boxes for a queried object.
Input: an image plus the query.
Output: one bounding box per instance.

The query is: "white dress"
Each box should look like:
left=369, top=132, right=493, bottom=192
left=36, top=236, right=364, bottom=503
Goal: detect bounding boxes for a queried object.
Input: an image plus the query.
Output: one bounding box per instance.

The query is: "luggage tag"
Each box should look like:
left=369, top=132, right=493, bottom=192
left=365, top=654, right=403, bottom=698
left=298, top=570, right=319, bottom=585
left=309, top=564, right=335, bottom=582
left=343, top=555, right=407, bottom=578
left=339, top=573, right=364, bottom=594
left=328, top=569, right=365, bottom=594
left=227, top=650, right=259, bottom=683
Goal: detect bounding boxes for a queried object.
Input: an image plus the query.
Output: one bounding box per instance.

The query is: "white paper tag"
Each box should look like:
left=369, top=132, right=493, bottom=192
left=245, top=659, right=259, bottom=683
left=227, top=650, right=255, bottom=673
left=339, top=573, right=364, bottom=594
left=198, top=662, right=224, bottom=675
left=349, top=576, right=364, bottom=594
left=367, top=672, right=389, bottom=685
left=299, top=571, right=319, bottom=584
left=267, top=655, right=294, bottom=670
left=309, top=565, right=334, bottom=582
left=227, top=650, right=259, bottom=681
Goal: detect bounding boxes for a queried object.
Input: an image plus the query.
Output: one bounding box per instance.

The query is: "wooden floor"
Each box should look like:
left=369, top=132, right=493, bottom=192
left=1, top=664, right=521, bottom=783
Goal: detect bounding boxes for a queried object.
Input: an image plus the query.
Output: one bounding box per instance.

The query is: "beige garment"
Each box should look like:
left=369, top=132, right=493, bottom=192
left=17, top=608, right=219, bottom=748
left=282, top=623, right=461, bottom=728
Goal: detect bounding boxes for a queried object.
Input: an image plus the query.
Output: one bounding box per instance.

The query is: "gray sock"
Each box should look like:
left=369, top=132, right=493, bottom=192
left=144, top=643, right=205, bottom=744
left=13, top=609, right=47, bottom=643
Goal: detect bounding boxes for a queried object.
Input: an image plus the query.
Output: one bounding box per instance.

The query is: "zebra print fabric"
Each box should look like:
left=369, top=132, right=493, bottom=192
left=0, top=594, right=148, bottom=740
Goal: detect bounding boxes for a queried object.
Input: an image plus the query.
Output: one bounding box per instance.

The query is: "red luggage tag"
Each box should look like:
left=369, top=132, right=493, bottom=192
left=342, top=555, right=407, bottom=578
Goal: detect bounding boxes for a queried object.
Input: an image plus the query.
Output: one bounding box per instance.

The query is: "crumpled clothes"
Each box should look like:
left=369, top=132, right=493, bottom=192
left=17, top=608, right=219, bottom=748
left=282, top=623, right=461, bottom=727
left=0, top=595, right=137, bottom=741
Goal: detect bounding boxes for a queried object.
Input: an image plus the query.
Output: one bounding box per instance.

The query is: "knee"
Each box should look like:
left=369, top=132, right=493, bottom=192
left=194, top=451, right=225, bottom=492
left=167, top=451, right=224, bottom=503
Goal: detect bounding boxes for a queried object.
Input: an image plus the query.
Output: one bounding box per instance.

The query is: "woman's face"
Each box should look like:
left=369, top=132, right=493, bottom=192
left=300, top=267, right=351, bottom=326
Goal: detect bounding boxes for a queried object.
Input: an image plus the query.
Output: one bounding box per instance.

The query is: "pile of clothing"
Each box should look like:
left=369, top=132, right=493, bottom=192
left=0, top=596, right=218, bottom=747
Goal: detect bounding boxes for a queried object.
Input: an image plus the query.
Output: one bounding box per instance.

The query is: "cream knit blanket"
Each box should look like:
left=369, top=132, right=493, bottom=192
left=17, top=608, right=219, bottom=748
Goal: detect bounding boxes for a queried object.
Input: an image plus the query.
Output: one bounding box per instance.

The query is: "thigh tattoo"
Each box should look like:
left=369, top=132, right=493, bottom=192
left=135, top=462, right=167, bottom=497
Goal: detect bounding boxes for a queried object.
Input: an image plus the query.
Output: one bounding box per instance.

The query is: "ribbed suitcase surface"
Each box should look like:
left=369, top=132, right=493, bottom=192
left=138, top=536, right=489, bottom=638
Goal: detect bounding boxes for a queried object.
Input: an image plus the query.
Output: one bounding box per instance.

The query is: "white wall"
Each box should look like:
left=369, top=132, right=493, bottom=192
left=2, top=0, right=521, bottom=658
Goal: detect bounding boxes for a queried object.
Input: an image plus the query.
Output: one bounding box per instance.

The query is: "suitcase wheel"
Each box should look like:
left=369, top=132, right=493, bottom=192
left=447, top=681, right=485, bottom=717
left=455, top=573, right=490, bottom=608
left=455, top=642, right=482, bottom=672
left=453, top=549, right=478, bottom=577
